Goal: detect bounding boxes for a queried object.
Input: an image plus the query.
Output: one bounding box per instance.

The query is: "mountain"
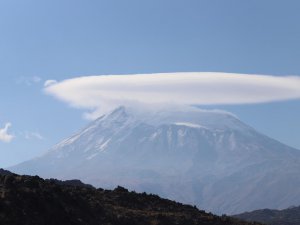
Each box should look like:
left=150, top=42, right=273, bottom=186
left=0, top=170, right=261, bottom=225
left=10, top=106, right=300, bottom=215
left=234, top=206, right=300, bottom=225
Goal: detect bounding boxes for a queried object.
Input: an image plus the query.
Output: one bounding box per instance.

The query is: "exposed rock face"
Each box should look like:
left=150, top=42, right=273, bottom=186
left=0, top=171, right=260, bottom=225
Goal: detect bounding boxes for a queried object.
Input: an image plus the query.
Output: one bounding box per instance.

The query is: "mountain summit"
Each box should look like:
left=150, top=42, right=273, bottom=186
left=11, top=106, right=300, bottom=214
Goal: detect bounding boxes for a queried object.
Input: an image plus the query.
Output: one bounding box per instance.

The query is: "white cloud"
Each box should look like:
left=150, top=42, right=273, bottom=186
left=44, top=72, right=300, bottom=119
left=44, top=79, right=57, bottom=87
left=17, top=76, right=42, bottom=86
left=0, top=123, right=14, bottom=143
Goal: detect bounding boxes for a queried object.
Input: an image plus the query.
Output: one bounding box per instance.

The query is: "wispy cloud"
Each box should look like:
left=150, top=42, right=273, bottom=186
left=0, top=123, right=14, bottom=143
left=44, top=72, right=300, bottom=119
left=24, top=131, right=45, bottom=141
left=16, top=76, right=42, bottom=86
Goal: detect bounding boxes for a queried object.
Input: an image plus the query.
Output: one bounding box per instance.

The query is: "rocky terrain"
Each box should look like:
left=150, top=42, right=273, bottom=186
left=0, top=169, right=261, bottom=225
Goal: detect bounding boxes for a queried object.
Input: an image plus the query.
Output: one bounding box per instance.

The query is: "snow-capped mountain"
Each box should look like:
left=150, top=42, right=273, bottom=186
left=10, top=106, right=300, bottom=215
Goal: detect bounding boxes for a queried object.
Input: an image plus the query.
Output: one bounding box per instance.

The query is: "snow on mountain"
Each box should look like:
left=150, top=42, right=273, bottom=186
left=10, top=106, right=300, bottom=215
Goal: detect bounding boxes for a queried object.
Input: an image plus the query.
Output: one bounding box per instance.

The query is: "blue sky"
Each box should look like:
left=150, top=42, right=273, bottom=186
left=0, top=0, right=300, bottom=167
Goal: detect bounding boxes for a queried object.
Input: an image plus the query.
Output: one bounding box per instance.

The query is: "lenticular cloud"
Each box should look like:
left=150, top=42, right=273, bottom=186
left=44, top=72, right=300, bottom=118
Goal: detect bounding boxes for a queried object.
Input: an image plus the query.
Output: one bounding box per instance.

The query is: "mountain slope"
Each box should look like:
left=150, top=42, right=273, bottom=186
left=0, top=170, right=261, bottom=225
left=10, top=106, right=300, bottom=214
left=234, top=206, right=300, bottom=225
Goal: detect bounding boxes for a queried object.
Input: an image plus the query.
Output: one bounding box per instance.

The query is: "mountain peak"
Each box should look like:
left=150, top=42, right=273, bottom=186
left=109, top=105, right=127, bottom=116
left=10, top=106, right=300, bottom=215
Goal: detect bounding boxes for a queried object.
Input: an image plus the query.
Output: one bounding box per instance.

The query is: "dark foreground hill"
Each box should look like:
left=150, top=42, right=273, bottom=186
left=234, top=206, right=300, bottom=225
left=0, top=169, right=260, bottom=225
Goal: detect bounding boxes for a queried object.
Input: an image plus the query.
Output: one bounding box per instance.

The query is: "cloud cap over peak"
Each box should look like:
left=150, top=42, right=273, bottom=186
left=44, top=72, right=300, bottom=119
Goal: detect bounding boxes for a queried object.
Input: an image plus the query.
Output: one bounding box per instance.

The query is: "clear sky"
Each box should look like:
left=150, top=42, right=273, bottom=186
left=0, top=0, right=300, bottom=167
